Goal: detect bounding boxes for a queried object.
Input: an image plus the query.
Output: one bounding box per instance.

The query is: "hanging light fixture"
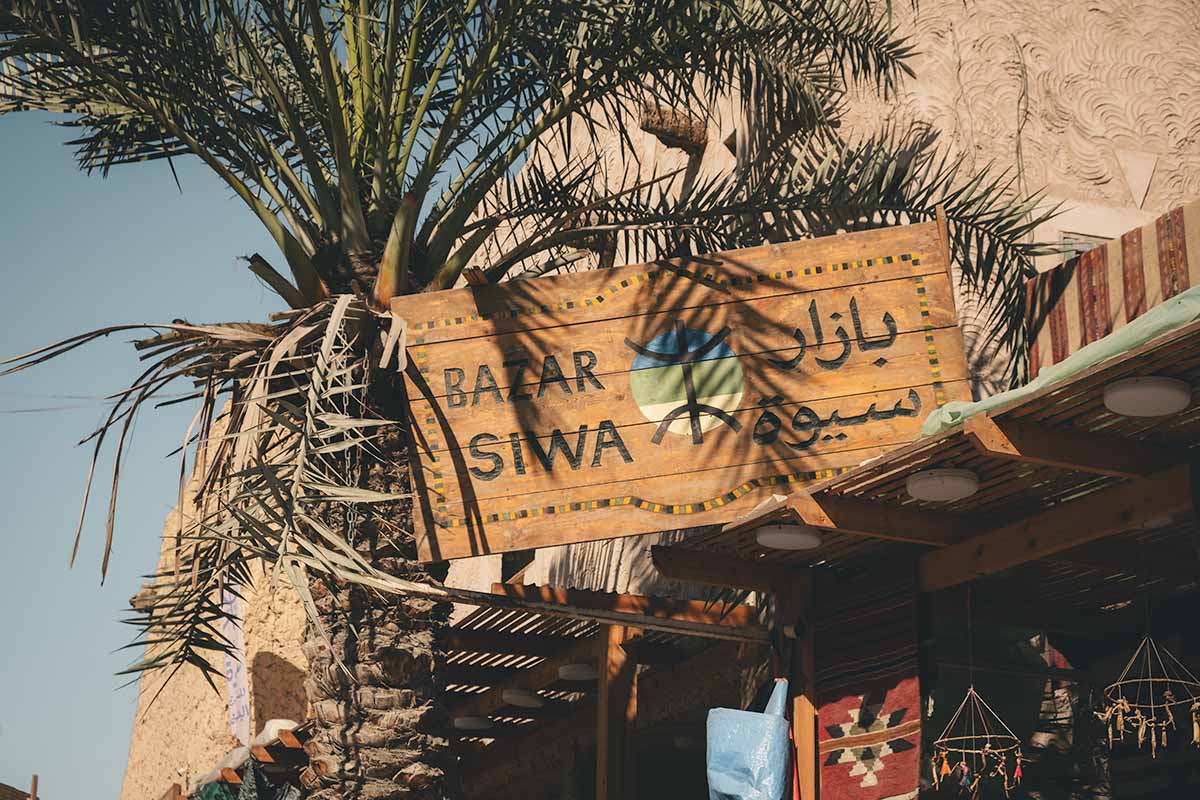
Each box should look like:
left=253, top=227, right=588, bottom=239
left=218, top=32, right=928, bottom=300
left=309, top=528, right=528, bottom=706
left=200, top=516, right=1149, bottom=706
left=1103, top=376, right=1191, bottom=417
left=501, top=688, right=545, bottom=709
left=452, top=715, right=494, bottom=732
left=558, top=662, right=599, bottom=681
left=754, top=523, right=823, bottom=551
left=907, top=468, right=979, bottom=502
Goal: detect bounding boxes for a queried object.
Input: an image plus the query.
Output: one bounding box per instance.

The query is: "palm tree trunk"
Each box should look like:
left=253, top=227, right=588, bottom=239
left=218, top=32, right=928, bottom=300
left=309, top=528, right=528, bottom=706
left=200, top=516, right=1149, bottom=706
left=302, top=367, right=455, bottom=800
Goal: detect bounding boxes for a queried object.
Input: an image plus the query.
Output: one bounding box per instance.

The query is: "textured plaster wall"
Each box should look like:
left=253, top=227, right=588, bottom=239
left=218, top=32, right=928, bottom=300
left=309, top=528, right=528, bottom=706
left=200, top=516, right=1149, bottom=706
left=857, top=0, right=1200, bottom=219
left=119, top=1, right=1200, bottom=793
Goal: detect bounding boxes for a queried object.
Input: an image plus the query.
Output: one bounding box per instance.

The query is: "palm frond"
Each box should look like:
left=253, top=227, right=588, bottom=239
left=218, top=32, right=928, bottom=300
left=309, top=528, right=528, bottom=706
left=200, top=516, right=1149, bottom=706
left=0, top=0, right=1063, bottom=681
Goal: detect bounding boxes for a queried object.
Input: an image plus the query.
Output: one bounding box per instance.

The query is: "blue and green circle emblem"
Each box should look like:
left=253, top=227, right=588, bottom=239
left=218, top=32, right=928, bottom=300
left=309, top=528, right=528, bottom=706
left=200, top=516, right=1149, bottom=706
left=628, top=327, right=744, bottom=436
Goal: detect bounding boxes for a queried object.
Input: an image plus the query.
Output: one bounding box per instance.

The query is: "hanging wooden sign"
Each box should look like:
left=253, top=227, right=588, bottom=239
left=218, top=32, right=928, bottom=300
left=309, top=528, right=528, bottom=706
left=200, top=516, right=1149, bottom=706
left=393, top=220, right=970, bottom=562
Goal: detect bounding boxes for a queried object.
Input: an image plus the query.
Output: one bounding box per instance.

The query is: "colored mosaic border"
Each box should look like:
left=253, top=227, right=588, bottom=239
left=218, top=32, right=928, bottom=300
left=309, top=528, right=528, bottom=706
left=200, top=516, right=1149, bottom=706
left=432, top=466, right=851, bottom=529
left=410, top=252, right=922, bottom=343
left=911, top=274, right=948, bottom=407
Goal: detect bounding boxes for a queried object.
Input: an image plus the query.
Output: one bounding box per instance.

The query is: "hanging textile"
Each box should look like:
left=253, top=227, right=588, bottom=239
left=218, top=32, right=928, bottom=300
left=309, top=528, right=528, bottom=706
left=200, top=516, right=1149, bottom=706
left=1026, top=199, right=1200, bottom=379
left=815, top=569, right=921, bottom=800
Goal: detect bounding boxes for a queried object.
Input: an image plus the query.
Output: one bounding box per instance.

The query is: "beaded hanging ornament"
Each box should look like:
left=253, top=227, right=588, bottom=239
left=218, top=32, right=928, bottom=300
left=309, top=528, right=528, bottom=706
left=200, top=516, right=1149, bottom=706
left=1099, top=636, right=1200, bottom=758
left=931, top=588, right=1024, bottom=797
left=931, top=686, right=1023, bottom=797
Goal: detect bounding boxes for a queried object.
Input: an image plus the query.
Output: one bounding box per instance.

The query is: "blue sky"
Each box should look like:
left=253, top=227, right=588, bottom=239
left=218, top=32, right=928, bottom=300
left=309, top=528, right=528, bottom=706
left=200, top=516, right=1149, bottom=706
left=0, top=112, right=284, bottom=799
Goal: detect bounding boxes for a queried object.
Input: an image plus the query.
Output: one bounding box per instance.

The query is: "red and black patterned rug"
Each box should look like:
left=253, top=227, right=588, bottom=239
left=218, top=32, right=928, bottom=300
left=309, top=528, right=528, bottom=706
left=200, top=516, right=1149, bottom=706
left=815, top=570, right=922, bottom=800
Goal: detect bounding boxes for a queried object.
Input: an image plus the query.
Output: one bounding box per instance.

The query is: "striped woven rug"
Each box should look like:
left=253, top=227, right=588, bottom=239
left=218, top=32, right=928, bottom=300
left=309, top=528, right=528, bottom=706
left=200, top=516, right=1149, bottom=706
left=815, top=571, right=921, bottom=800
left=1027, top=200, right=1200, bottom=378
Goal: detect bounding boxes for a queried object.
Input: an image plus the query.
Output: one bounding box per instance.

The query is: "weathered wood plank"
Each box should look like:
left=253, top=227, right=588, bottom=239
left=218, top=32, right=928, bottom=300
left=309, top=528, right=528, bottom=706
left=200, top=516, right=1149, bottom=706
left=400, top=224, right=949, bottom=346
left=423, top=380, right=962, bottom=504
left=408, top=270, right=958, bottom=377
left=409, top=324, right=966, bottom=454
left=416, top=429, right=955, bottom=561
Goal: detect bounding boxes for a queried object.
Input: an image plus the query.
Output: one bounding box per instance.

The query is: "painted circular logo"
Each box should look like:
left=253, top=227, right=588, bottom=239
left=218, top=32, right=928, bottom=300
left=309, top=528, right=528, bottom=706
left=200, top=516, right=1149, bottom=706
left=627, top=325, right=744, bottom=440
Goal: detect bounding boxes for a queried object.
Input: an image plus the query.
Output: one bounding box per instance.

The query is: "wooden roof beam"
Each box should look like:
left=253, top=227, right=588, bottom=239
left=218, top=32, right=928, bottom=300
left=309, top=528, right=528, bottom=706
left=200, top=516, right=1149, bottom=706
left=444, top=628, right=576, bottom=657
left=491, top=583, right=767, bottom=640
left=651, top=545, right=803, bottom=591
left=787, top=492, right=964, bottom=546
left=965, top=415, right=1181, bottom=478
left=451, top=633, right=603, bottom=719
left=715, top=487, right=965, bottom=547
left=919, top=462, right=1194, bottom=592
left=443, top=664, right=525, bottom=686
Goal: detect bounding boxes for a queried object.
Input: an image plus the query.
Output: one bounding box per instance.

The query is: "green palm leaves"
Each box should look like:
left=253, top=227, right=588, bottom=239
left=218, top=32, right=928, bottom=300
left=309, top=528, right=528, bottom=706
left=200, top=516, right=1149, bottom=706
left=1, top=0, right=1058, bottom=679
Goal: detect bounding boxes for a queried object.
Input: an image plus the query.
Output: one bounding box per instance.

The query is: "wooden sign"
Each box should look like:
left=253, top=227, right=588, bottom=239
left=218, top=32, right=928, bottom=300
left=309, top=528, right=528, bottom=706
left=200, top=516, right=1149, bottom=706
left=393, top=221, right=970, bottom=562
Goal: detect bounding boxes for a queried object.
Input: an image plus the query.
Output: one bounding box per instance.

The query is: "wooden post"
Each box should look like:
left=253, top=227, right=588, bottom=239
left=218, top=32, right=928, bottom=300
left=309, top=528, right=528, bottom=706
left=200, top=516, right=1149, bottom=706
left=29, top=775, right=37, bottom=800
left=596, top=625, right=639, bottom=800
left=775, top=576, right=817, bottom=800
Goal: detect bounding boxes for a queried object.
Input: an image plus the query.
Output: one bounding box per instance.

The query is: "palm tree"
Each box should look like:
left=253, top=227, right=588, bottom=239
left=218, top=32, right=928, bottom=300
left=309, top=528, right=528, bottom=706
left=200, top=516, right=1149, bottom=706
left=0, top=2, right=1054, bottom=798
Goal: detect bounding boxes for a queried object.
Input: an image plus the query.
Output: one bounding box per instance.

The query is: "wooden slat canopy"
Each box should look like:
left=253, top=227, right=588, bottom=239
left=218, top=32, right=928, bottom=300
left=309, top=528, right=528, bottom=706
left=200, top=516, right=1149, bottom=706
left=444, top=583, right=764, bottom=743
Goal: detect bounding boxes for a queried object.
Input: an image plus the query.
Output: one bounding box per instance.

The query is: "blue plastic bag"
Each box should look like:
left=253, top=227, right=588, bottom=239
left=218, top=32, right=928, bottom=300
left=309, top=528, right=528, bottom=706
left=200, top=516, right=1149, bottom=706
left=706, top=678, right=790, bottom=800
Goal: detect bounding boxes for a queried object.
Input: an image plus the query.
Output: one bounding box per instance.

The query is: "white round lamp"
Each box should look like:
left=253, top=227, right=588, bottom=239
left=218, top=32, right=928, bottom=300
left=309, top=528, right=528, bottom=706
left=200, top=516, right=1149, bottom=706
left=501, top=688, right=545, bottom=709
left=1103, top=377, right=1191, bottom=417
left=558, top=662, right=599, bottom=681
left=754, top=523, right=823, bottom=551
left=906, top=468, right=979, bottom=502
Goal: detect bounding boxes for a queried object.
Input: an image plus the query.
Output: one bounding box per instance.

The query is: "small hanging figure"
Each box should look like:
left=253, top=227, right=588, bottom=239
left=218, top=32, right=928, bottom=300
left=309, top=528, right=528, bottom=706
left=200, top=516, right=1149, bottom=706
left=1131, top=708, right=1147, bottom=750
left=1163, top=690, right=1177, bottom=730
left=938, top=750, right=952, bottom=788
left=1191, top=699, right=1200, bottom=747
left=1094, top=703, right=1117, bottom=747
left=1114, top=696, right=1130, bottom=740
left=1013, top=749, right=1024, bottom=785
left=959, top=762, right=972, bottom=796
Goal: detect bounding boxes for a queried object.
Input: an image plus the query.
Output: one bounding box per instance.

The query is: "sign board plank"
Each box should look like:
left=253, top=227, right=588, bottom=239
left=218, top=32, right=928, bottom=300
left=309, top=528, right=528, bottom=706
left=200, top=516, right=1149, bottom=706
left=393, top=221, right=970, bottom=561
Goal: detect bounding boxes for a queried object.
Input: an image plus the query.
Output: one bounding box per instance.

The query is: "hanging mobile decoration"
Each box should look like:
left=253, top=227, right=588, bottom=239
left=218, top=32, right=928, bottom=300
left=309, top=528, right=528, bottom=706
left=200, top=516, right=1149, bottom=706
left=1099, top=636, right=1200, bottom=758
left=930, top=588, right=1024, bottom=797
left=932, top=686, right=1023, bottom=796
